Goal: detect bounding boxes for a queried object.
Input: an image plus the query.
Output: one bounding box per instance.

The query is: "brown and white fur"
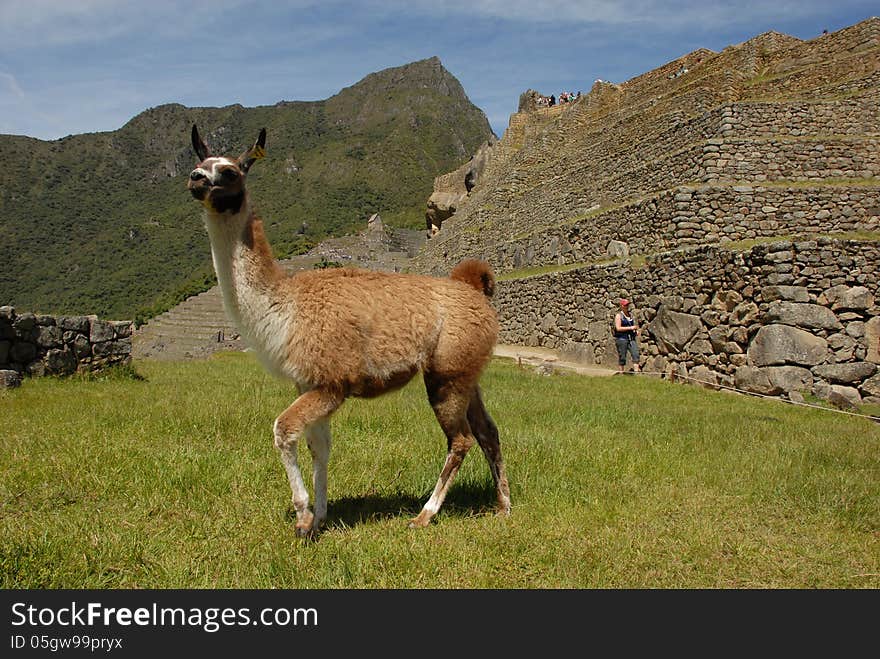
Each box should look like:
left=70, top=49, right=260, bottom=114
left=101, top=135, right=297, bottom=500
left=188, top=125, right=510, bottom=536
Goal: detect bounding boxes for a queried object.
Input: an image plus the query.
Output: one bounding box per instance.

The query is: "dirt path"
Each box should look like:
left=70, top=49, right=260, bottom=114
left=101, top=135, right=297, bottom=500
left=493, top=344, right=616, bottom=377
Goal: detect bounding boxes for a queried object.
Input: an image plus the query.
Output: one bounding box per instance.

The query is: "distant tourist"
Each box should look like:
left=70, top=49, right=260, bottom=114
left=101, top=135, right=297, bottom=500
left=613, top=298, right=641, bottom=373
left=669, top=65, right=688, bottom=79
left=548, top=94, right=556, bottom=106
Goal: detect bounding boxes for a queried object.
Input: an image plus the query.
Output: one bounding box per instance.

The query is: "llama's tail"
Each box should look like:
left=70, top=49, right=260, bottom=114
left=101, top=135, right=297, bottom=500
left=450, top=259, right=495, bottom=298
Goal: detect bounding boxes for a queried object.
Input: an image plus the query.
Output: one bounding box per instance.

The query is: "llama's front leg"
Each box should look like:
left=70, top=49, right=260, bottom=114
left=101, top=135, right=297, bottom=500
left=274, top=388, right=342, bottom=537
left=274, top=427, right=313, bottom=536
left=305, top=418, right=331, bottom=529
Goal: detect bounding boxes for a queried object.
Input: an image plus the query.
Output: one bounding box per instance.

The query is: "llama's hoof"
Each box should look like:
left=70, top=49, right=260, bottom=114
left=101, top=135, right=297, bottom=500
left=295, top=526, right=320, bottom=542
left=495, top=499, right=512, bottom=517
left=407, top=514, right=431, bottom=529
left=294, top=510, right=315, bottom=537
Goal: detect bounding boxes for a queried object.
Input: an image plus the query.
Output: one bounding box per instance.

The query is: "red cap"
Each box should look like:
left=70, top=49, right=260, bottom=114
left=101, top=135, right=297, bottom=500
left=620, top=298, right=630, bottom=306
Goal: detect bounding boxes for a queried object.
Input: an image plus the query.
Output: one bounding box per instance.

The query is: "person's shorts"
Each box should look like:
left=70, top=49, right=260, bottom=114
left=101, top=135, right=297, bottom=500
left=615, top=336, right=639, bottom=365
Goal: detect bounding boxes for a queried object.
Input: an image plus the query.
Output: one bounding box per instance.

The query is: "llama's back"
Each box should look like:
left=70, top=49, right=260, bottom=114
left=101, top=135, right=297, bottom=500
left=279, top=266, right=497, bottom=393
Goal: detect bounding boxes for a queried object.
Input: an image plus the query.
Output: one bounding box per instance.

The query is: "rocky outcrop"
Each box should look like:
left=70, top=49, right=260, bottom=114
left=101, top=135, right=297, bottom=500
left=425, top=190, right=466, bottom=236
left=425, top=138, right=498, bottom=236
left=464, top=139, right=497, bottom=192
left=425, top=162, right=471, bottom=236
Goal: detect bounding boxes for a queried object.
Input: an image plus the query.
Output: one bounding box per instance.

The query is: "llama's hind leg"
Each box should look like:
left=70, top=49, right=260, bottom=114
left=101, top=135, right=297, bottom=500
left=274, top=388, right=342, bottom=537
left=468, top=386, right=511, bottom=516
left=410, top=377, right=476, bottom=528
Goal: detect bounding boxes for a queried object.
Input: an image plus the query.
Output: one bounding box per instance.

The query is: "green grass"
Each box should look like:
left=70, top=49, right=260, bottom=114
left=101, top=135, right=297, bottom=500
left=1, top=353, right=878, bottom=588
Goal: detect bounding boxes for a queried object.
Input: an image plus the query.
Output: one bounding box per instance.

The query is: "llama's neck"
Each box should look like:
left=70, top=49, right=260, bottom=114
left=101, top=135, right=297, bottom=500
left=204, top=195, right=287, bottom=356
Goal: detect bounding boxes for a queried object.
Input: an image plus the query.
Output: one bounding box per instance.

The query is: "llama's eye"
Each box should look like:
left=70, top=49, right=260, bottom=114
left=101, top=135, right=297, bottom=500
left=220, top=168, right=239, bottom=181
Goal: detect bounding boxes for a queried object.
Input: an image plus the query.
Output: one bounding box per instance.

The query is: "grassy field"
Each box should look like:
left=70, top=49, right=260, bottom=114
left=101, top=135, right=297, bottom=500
left=1, top=352, right=877, bottom=589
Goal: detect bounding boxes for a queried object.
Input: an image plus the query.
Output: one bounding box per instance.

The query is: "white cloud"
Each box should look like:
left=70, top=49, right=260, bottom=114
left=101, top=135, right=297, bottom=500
left=363, top=0, right=868, bottom=30
left=0, top=0, right=844, bottom=48
left=0, top=0, right=277, bottom=48
left=0, top=72, right=25, bottom=98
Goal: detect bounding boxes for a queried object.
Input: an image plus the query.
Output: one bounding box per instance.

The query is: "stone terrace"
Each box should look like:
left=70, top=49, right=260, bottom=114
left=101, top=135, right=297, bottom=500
left=413, top=18, right=880, bottom=277
left=410, top=18, right=880, bottom=404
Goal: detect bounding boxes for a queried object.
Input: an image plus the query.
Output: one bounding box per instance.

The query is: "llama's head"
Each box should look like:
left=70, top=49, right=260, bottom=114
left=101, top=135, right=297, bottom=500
left=188, top=124, right=266, bottom=214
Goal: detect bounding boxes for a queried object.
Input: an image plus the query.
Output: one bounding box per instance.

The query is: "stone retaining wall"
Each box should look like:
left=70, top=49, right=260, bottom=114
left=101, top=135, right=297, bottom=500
left=748, top=49, right=880, bottom=99
left=434, top=183, right=880, bottom=275
left=494, top=238, right=880, bottom=405
left=723, top=97, right=880, bottom=138
left=416, top=93, right=879, bottom=278
left=0, top=307, right=133, bottom=388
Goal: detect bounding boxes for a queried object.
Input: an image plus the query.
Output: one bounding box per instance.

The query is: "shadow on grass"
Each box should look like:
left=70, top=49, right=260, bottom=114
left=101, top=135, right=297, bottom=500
left=285, top=480, right=498, bottom=531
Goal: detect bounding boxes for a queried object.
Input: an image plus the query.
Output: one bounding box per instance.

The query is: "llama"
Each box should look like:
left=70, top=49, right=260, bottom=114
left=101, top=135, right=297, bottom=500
left=187, top=125, right=510, bottom=536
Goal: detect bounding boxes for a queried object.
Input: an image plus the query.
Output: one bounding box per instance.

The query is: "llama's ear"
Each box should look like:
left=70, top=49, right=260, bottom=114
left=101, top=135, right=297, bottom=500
left=191, top=124, right=210, bottom=161
left=239, top=128, right=267, bottom=172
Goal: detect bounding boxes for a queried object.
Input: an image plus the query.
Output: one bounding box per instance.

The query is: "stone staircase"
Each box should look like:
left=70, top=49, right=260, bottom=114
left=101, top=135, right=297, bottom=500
left=132, top=287, right=237, bottom=361
left=133, top=223, right=425, bottom=360
left=133, top=255, right=318, bottom=360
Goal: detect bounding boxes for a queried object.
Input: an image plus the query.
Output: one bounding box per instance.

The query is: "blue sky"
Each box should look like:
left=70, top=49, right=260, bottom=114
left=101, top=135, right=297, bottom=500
left=0, top=1, right=876, bottom=141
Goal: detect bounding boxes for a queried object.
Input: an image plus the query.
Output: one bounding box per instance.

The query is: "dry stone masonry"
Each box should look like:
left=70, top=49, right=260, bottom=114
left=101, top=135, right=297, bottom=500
left=412, top=18, right=880, bottom=405
left=0, top=307, right=132, bottom=388
left=495, top=238, right=879, bottom=405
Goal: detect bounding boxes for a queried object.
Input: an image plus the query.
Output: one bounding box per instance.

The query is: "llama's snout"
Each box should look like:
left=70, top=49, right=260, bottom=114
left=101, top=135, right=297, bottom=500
left=188, top=172, right=210, bottom=200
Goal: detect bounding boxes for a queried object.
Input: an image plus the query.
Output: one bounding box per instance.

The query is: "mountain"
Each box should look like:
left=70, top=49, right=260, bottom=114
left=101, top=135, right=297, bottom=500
left=0, top=57, right=494, bottom=321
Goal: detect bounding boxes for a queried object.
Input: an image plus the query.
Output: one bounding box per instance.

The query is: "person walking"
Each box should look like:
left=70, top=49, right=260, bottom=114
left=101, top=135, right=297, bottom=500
left=613, top=298, right=641, bottom=373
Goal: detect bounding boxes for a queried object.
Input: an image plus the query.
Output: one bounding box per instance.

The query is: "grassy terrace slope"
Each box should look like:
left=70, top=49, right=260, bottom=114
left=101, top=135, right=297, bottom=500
left=0, top=57, right=493, bottom=320
left=1, top=353, right=877, bottom=588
